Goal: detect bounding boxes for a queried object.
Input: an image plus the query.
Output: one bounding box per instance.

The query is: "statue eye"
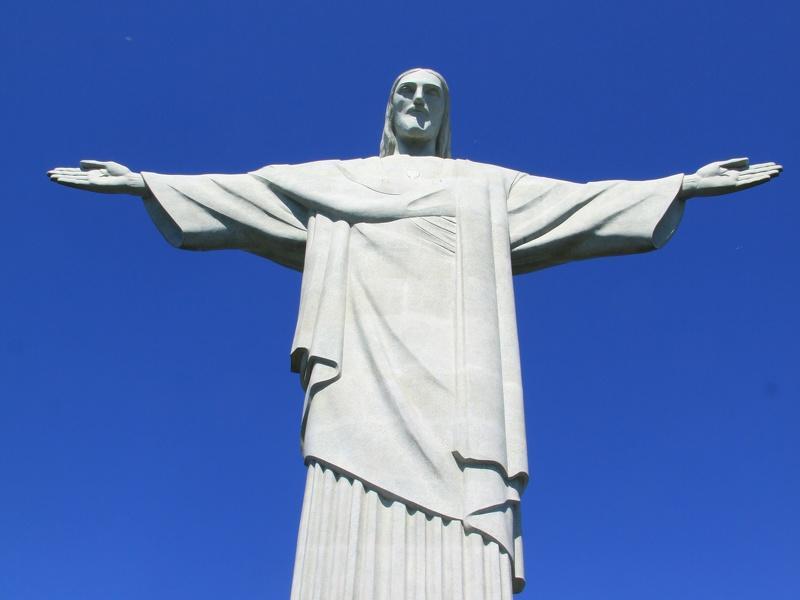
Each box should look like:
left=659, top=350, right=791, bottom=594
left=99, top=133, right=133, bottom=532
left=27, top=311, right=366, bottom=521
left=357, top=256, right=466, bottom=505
left=427, top=87, right=441, bottom=97
left=398, top=84, right=415, bottom=96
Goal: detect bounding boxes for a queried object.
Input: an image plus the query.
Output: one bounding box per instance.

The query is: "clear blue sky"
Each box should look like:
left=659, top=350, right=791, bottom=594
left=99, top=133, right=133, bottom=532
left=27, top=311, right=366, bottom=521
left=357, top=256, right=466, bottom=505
left=1, top=1, right=797, bottom=598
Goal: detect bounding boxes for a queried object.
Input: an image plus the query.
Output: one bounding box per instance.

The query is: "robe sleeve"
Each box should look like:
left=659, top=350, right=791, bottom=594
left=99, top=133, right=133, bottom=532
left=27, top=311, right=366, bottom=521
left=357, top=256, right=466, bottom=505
left=507, top=173, right=686, bottom=274
left=140, top=171, right=309, bottom=271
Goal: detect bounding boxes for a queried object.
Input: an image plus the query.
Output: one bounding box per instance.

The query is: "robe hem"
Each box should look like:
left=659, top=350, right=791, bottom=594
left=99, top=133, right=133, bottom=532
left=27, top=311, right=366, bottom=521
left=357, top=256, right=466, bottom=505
left=303, top=455, right=526, bottom=593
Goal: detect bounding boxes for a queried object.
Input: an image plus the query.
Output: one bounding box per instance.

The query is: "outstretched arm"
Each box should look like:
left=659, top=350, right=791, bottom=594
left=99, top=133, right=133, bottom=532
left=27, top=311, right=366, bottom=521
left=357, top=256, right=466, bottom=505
left=48, top=159, right=309, bottom=270
left=679, top=157, right=782, bottom=200
left=508, top=156, right=782, bottom=274
left=48, top=160, right=148, bottom=196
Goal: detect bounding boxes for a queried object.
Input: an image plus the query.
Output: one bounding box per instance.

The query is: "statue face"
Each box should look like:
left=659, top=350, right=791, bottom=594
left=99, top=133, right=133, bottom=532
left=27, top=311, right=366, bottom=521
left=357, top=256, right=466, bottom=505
left=391, top=71, right=445, bottom=145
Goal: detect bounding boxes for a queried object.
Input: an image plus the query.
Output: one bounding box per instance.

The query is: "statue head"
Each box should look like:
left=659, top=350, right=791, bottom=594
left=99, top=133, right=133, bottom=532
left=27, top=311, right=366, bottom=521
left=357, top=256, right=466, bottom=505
left=380, top=68, right=451, bottom=158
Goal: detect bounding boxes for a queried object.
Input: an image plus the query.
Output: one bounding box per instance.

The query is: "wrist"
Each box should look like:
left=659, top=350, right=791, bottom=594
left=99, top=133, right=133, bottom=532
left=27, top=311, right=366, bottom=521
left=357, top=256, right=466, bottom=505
left=679, top=173, right=699, bottom=199
left=126, top=172, right=147, bottom=196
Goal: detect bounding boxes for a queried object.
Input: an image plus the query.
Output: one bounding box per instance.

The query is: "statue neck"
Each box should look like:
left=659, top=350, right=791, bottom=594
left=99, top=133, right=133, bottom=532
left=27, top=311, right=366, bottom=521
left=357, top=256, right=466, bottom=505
left=394, top=137, right=437, bottom=157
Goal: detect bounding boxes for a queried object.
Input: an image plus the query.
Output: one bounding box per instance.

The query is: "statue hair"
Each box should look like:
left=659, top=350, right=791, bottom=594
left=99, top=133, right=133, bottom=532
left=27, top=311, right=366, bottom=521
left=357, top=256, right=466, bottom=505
left=379, top=68, right=452, bottom=159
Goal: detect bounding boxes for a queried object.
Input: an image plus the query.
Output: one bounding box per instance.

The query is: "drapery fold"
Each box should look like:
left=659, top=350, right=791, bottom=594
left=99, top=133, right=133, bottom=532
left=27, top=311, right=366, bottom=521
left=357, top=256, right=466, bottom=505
left=262, top=160, right=528, bottom=582
left=292, top=461, right=516, bottom=600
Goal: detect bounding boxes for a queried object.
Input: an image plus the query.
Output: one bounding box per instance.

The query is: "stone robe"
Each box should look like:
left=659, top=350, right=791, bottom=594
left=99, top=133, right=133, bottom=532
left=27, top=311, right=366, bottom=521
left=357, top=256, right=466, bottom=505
left=141, top=155, right=685, bottom=592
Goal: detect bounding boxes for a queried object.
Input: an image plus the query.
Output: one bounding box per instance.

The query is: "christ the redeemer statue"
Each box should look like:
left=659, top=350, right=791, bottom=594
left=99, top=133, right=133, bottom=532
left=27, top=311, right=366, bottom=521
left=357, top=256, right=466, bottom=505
left=49, top=68, right=781, bottom=599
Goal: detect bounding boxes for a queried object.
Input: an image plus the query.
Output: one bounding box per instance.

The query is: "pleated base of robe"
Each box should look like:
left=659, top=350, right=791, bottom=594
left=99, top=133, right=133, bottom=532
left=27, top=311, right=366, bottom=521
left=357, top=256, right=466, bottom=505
left=291, top=461, right=515, bottom=600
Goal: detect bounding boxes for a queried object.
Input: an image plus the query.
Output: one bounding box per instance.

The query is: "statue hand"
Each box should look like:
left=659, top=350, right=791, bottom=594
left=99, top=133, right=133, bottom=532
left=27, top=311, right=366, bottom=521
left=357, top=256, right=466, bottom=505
left=681, top=157, right=782, bottom=199
left=48, top=160, right=147, bottom=196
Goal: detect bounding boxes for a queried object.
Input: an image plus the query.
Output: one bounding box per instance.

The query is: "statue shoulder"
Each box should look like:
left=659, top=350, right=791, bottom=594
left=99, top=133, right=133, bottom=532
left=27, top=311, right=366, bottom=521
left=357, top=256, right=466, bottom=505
left=251, top=157, right=368, bottom=176
left=454, top=158, right=525, bottom=186
left=249, top=157, right=389, bottom=194
left=250, top=157, right=386, bottom=186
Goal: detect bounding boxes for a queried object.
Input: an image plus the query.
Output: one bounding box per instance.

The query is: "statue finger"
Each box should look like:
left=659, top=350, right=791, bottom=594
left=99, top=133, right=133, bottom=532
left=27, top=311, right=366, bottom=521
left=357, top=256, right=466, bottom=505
left=54, top=174, right=90, bottom=182
left=53, top=178, right=93, bottom=190
left=49, top=167, right=83, bottom=175
left=734, top=174, right=770, bottom=189
left=741, top=166, right=782, bottom=176
left=80, top=159, right=109, bottom=170
left=749, top=169, right=780, bottom=179
left=719, top=157, right=749, bottom=170
left=738, top=170, right=779, bottom=181
left=55, top=176, right=92, bottom=185
left=50, top=170, right=89, bottom=177
left=746, top=163, right=782, bottom=172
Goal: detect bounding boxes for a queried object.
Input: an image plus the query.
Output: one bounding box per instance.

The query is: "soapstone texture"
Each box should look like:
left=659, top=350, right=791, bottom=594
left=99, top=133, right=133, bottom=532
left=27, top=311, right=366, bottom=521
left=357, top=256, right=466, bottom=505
left=48, top=68, right=782, bottom=599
